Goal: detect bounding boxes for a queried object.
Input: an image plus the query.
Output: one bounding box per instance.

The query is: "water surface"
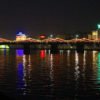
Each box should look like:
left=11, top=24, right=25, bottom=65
left=0, top=49, right=100, bottom=99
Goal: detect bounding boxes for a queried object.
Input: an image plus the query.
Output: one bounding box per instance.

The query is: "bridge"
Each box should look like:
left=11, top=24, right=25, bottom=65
left=0, top=37, right=100, bottom=52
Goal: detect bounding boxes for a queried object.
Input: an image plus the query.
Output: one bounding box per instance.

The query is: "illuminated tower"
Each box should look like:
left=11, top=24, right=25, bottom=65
left=16, top=32, right=27, bottom=41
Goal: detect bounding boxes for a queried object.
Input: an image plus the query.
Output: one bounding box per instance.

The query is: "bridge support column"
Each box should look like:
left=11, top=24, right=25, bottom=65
left=23, top=43, right=30, bottom=54
left=50, top=43, right=59, bottom=53
left=76, top=42, right=84, bottom=52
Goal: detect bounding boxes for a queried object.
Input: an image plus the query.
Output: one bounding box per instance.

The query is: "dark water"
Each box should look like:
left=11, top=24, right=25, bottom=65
left=0, top=49, right=100, bottom=100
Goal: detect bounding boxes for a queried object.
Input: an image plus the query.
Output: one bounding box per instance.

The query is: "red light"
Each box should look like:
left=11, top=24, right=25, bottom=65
left=40, top=35, right=45, bottom=39
left=40, top=50, right=45, bottom=59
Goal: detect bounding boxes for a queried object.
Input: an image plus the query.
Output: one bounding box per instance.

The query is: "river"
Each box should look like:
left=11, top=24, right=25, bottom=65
left=0, top=49, right=100, bottom=100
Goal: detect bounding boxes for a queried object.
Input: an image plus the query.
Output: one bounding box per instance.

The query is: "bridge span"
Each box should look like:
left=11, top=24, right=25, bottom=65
left=0, top=40, right=100, bottom=50
left=0, top=38, right=100, bottom=51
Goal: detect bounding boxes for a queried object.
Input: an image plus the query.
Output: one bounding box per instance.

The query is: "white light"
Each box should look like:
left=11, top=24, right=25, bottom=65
left=50, top=34, right=53, bottom=38
left=97, top=24, right=100, bottom=29
left=17, top=32, right=26, bottom=36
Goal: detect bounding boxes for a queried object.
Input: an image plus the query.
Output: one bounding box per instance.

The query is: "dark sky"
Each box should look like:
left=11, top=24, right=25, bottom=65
left=0, top=0, right=100, bottom=39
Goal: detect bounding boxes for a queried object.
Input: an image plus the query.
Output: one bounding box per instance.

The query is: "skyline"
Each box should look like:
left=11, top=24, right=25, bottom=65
left=0, top=0, right=100, bottom=39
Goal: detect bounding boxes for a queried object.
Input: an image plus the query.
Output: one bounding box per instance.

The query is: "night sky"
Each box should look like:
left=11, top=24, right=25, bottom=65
left=0, top=0, right=100, bottom=39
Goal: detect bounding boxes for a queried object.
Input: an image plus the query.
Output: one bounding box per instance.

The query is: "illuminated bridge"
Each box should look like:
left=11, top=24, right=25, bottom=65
left=0, top=37, right=100, bottom=51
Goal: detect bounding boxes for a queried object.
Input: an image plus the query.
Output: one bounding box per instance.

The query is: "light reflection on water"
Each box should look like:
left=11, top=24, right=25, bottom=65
left=1, top=49, right=100, bottom=99
left=75, top=51, right=80, bottom=81
left=96, top=52, right=100, bottom=87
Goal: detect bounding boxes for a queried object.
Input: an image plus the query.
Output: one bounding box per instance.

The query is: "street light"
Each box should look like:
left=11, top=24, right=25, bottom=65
left=75, top=34, right=79, bottom=39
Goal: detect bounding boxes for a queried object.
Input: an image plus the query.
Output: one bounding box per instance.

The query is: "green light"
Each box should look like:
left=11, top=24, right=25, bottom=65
left=98, top=53, right=100, bottom=64
left=97, top=24, right=100, bottom=29
left=0, top=45, right=9, bottom=49
left=96, top=52, right=100, bottom=85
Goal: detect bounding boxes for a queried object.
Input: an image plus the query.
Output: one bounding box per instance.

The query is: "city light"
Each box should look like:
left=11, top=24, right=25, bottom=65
left=97, top=24, right=100, bottom=29
left=16, top=49, right=24, bottom=56
left=39, top=35, right=46, bottom=39
left=40, top=50, right=45, bottom=59
left=16, top=32, right=27, bottom=41
left=0, top=45, right=9, bottom=49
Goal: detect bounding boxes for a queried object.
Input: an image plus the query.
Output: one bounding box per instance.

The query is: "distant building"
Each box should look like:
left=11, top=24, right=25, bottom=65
left=16, top=32, right=27, bottom=41
left=88, top=34, right=92, bottom=39
left=92, top=30, right=98, bottom=40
